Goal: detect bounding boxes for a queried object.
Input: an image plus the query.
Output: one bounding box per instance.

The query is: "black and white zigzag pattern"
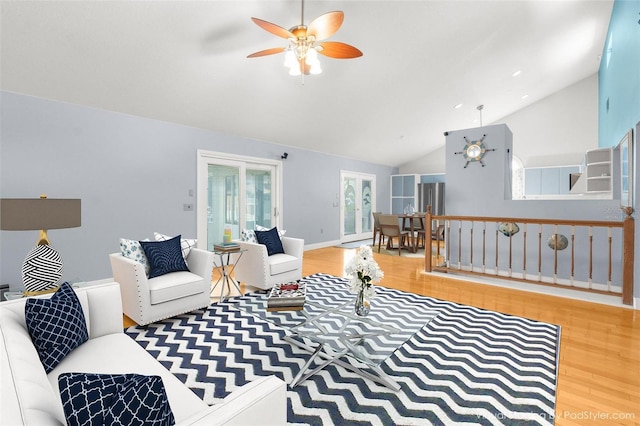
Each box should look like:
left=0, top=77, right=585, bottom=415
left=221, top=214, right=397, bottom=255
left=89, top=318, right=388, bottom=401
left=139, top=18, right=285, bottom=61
left=126, top=273, right=560, bottom=426
left=22, top=244, right=63, bottom=292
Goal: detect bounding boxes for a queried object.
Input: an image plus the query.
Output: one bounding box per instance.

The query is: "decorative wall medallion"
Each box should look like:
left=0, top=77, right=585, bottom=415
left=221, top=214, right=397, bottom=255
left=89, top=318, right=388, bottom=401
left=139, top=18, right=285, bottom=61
left=547, top=234, right=569, bottom=251
left=454, top=134, right=495, bottom=168
left=498, top=222, right=520, bottom=237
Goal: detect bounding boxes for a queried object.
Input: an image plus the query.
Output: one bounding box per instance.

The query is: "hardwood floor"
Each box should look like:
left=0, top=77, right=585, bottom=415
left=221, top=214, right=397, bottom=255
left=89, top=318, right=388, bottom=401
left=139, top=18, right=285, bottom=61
left=125, top=246, right=640, bottom=425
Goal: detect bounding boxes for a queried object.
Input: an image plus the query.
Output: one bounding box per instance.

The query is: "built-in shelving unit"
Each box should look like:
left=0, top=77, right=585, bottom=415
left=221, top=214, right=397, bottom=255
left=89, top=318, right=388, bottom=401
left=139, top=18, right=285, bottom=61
left=585, top=147, right=612, bottom=193
left=391, top=174, right=417, bottom=214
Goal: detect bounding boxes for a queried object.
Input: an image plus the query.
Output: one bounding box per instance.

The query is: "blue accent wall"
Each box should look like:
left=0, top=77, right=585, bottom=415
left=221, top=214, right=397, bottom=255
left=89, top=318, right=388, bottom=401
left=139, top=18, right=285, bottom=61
left=598, top=0, right=640, bottom=147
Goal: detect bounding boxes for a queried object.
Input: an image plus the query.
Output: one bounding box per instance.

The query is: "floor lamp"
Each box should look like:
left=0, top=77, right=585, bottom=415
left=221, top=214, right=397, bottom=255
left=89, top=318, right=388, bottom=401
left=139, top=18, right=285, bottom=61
left=0, top=195, right=81, bottom=295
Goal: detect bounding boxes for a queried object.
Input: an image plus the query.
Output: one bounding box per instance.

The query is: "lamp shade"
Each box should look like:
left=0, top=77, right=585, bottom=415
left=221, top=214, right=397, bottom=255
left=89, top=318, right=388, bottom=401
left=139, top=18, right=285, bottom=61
left=0, top=198, right=81, bottom=231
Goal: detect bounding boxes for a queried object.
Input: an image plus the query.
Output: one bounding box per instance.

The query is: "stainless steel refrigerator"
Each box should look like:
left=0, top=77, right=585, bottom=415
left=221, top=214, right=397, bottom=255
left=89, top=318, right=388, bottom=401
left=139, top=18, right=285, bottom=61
left=417, top=182, right=445, bottom=215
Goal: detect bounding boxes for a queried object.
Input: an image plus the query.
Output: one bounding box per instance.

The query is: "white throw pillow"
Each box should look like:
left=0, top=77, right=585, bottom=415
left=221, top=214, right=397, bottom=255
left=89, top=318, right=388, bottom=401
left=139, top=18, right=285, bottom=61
left=154, top=233, right=196, bottom=262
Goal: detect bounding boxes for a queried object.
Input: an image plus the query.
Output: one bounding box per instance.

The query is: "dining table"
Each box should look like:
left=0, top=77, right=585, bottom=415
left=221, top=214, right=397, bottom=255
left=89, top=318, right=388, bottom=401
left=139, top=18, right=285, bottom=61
left=397, top=213, right=426, bottom=253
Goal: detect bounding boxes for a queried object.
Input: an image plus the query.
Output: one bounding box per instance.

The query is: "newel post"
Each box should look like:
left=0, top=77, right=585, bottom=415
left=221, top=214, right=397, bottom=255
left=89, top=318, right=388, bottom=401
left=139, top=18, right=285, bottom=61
left=622, top=207, right=634, bottom=305
left=425, top=205, right=432, bottom=273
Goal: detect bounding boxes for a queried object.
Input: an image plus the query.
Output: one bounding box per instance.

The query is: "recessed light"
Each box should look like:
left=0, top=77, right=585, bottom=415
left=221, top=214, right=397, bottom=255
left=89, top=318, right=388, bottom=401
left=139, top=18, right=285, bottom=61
left=512, top=70, right=522, bottom=77
left=454, top=103, right=463, bottom=109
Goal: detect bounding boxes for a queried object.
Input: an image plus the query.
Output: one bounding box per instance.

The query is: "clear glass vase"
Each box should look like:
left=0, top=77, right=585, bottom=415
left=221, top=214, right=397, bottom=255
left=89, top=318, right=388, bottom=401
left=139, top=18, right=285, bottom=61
left=354, top=287, right=371, bottom=317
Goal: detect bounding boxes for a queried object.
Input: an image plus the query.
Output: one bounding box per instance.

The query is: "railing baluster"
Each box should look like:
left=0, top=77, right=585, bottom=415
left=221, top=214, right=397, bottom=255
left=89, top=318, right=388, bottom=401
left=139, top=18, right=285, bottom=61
left=508, top=224, right=513, bottom=277
left=495, top=224, right=499, bottom=275
left=553, top=224, right=558, bottom=284
left=482, top=222, right=486, bottom=273
left=538, top=224, right=542, bottom=281
left=608, top=227, right=612, bottom=290
left=435, top=219, right=441, bottom=258
left=523, top=223, right=527, bottom=279
left=589, top=226, right=593, bottom=289
left=470, top=221, right=474, bottom=272
left=446, top=220, right=451, bottom=268
left=570, top=225, right=575, bottom=286
left=457, top=221, right=462, bottom=269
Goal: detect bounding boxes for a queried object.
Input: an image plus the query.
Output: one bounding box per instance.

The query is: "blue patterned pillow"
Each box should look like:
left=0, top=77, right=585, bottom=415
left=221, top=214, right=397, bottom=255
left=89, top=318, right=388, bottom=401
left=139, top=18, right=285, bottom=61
left=25, top=282, right=89, bottom=373
left=140, top=235, right=189, bottom=279
left=241, top=229, right=257, bottom=243
left=120, top=238, right=151, bottom=275
left=255, top=226, right=285, bottom=256
left=59, top=373, right=174, bottom=426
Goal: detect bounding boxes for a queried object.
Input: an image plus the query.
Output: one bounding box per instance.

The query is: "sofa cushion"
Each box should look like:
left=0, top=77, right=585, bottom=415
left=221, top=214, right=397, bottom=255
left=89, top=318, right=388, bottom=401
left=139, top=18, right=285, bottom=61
left=148, top=271, right=204, bottom=305
left=140, top=235, right=190, bottom=279
left=255, top=227, right=285, bottom=256
left=269, top=253, right=301, bottom=276
left=25, top=282, right=89, bottom=373
left=120, top=238, right=151, bottom=275
left=58, top=373, right=174, bottom=426
left=154, top=232, right=197, bottom=263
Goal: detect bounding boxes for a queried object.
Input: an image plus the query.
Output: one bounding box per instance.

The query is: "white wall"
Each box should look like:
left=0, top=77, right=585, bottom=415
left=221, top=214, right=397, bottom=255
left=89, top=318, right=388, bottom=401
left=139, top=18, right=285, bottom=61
left=399, top=74, right=598, bottom=174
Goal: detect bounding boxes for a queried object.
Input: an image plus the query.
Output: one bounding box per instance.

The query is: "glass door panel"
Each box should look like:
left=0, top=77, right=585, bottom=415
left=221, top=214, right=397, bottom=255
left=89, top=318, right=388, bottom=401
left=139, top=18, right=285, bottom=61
left=361, top=179, right=373, bottom=233
left=207, top=164, right=239, bottom=251
left=343, top=177, right=357, bottom=237
left=246, top=168, right=273, bottom=230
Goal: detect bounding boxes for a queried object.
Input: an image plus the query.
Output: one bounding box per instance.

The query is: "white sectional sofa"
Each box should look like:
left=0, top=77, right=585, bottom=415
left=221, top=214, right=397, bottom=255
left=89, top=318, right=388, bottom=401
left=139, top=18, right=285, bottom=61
left=0, top=281, right=287, bottom=425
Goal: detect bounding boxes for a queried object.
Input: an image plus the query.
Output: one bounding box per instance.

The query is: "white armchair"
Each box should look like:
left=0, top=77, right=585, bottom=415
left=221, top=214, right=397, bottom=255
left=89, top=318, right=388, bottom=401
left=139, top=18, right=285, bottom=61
left=109, top=248, right=215, bottom=326
left=234, top=236, right=304, bottom=290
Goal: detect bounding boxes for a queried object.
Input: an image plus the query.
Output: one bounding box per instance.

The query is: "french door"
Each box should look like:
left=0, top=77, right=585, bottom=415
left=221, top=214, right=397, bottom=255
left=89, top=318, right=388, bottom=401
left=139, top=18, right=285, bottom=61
left=340, top=171, right=376, bottom=243
left=197, top=150, right=282, bottom=251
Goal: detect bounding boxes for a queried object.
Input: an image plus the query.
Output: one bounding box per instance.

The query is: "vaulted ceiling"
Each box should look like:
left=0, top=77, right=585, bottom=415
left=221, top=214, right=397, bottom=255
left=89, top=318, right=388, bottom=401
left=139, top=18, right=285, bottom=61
left=0, top=1, right=613, bottom=167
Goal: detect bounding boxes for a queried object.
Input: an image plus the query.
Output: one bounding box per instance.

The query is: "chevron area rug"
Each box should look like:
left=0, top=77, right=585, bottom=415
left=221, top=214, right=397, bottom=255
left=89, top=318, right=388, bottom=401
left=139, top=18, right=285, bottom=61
left=125, top=273, right=560, bottom=426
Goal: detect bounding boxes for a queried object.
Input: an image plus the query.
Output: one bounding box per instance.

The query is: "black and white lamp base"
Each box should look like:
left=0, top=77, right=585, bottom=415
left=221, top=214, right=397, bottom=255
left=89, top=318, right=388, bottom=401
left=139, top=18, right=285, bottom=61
left=21, top=244, right=63, bottom=295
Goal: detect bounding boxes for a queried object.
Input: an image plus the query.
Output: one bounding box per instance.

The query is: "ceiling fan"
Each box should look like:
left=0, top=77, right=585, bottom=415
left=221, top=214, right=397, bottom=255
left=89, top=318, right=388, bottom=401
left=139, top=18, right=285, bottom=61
left=247, top=0, right=363, bottom=76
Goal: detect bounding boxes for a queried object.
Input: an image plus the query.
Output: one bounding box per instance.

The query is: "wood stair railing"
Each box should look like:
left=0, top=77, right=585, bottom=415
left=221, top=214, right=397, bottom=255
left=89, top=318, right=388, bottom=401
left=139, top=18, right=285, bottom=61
left=424, top=206, right=635, bottom=305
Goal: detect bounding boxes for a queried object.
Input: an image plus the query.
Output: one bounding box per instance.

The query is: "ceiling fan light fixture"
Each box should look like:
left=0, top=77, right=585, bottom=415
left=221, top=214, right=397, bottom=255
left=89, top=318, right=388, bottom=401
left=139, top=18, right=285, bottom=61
left=248, top=1, right=361, bottom=78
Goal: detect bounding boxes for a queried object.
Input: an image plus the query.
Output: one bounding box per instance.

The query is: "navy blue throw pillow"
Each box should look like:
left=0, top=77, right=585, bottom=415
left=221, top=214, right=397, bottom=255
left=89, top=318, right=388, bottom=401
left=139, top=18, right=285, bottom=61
left=140, top=235, right=189, bottom=279
left=59, top=373, right=175, bottom=426
left=25, top=282, right=89, bottom=373
left=255, top=227, right=285, bottom=256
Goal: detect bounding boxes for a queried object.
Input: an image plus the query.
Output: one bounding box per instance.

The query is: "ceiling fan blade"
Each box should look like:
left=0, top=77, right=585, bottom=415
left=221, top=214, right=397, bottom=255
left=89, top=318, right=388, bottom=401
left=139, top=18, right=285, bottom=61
left=307, top=11, right=344, bottom=41
left=317, top=41, right=363, bottom=59
left=247, top=47, right=286, bottom=58
left=251, top=17, right=295, bottom=39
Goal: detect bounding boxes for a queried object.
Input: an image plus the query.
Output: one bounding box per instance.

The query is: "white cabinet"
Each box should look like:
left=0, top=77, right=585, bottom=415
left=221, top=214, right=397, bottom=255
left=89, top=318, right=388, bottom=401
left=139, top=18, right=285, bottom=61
left=585, top=148, right=612, bottom=193
left=391, top=174, right=418, bottom=214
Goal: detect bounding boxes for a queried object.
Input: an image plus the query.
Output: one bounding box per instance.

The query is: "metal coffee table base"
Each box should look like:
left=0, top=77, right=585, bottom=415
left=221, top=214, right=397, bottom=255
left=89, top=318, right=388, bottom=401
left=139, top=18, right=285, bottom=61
left=285, top=336, right=401, bottom=392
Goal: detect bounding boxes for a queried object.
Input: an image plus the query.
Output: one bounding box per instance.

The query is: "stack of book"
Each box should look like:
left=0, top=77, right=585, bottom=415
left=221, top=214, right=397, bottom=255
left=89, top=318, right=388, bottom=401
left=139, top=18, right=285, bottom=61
left=267, top=282, right=306, bottom=311
left=213, top=242, right=240, bottom=252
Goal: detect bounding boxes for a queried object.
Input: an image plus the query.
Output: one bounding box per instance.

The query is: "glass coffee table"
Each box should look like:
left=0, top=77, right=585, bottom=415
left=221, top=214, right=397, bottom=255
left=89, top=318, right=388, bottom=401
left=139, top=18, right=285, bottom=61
left=234, top=286, right=435, bottom=391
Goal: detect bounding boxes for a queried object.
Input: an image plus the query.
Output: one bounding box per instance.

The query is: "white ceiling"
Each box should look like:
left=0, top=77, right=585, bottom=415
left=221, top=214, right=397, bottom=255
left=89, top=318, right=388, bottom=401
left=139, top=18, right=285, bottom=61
left=0, top=0, right=613, bottom=167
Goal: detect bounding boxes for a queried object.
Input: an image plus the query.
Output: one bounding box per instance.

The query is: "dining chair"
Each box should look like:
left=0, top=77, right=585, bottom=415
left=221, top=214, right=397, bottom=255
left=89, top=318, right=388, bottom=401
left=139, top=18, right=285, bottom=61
left=377, top=214, right=410, bottom=256
left=372, top=212, right=384, bottom=248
